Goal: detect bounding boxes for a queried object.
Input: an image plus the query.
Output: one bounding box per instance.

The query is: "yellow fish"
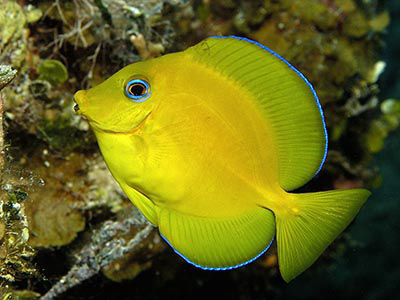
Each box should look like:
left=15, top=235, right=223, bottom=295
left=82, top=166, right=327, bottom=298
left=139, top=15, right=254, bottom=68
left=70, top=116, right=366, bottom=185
left=74, top=36, right=370, bottom=282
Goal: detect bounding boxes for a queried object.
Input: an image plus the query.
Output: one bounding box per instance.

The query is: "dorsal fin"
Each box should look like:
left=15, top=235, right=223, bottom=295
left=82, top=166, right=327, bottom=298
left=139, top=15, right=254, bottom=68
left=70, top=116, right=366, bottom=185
left=185, top=36, right=328, bottom=191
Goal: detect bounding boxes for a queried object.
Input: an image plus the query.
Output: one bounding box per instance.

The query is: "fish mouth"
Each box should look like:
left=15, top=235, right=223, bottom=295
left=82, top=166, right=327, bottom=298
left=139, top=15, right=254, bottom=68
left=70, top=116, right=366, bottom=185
left=73, top=90, right=88, bottom=120
left=73, top=91, right=83, bottom=114
left=72, top=101, right=88, bottom=121
left=76, top=110, right=153, bottom=135
left=72, top=91, right=112, bottom=131
left=73, top=103, right=80, bottom=112
left=73, top=90, right=152, bottom=134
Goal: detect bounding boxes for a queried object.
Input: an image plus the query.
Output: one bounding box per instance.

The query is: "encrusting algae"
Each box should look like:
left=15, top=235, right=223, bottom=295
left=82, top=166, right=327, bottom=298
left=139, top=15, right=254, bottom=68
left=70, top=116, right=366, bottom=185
left=0, top=0, right=395, bottom=298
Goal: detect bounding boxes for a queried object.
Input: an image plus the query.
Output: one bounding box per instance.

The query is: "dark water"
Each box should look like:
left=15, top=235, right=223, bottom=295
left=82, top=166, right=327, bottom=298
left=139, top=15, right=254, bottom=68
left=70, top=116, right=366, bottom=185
left=282, top=1, right=400, bottom=299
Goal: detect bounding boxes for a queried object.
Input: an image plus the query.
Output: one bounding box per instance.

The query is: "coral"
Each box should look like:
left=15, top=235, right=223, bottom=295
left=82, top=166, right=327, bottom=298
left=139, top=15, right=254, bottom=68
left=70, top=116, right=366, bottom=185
left=25, top=189, right=85, bottom=248
left=365, top=98, right=400, bottom=153
left=0, top=220, right=5, bottom=241
left=0, top=63, right=35, bottom=286
left=369, top=11, right=390, bottom=32
left=0, top=66, right=17, bottom=91
left=39, top=207, right=154, bottom=300
left=130, top=34, right=165, bottom=60
left=0, top=65, right=16, bottom=172
left=83, top=155, right=126, bottom=213
left=102, top=224, right=166, bottom=282
left=0, top=177, right=37, bottom=283
left=0, top=289, right=40, bottom=300
left=17, top=151, right=90, bottom=248
left=0, top=1, right=29, bottom=68
left=248, top=0, right=383, bottom=105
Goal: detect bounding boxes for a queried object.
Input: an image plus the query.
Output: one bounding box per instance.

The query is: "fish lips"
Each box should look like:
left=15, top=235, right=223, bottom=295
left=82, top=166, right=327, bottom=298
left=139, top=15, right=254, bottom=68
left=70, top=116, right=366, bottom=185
left=73, top=103, right=80, bottom=112
left=73, top=90, right=88, bottom=120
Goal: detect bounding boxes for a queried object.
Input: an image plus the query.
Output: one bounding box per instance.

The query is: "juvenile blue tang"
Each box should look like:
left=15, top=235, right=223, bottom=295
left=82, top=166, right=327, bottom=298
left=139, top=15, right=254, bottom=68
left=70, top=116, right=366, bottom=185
left=74, top=36, right=370, bottom=281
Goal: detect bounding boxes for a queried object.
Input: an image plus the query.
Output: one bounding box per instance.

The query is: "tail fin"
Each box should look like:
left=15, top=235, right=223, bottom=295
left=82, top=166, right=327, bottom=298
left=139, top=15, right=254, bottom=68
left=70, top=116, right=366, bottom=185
left=276, top=189, right=370, bottom=282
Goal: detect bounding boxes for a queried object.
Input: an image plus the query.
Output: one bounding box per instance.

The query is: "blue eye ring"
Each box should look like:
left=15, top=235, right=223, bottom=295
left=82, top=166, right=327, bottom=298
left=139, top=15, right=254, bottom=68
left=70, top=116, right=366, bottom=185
left=125, top=79, right=151, bottom=102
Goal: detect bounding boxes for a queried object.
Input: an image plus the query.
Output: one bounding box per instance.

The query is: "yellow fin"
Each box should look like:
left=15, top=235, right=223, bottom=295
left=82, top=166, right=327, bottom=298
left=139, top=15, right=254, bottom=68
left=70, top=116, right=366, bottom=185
left=276, top=189, right=370, bottom=282
left=186, top=36, right=328, bottom=191
left=120, top=183, right=159, bottom=225
left=158, top=206, right=275, bottom=269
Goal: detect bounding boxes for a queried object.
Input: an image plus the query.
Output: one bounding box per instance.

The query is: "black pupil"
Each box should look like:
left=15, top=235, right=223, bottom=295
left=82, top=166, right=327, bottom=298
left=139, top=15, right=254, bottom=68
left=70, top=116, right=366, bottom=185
left=130, top=83, right=146, bottom=96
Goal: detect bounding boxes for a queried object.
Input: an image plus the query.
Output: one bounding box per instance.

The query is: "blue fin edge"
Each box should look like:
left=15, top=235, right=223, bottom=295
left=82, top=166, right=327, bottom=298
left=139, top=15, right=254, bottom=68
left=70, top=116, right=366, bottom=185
left=210, top=35, right=329, bottom=177
left=160, top=232, right=274, bottom=271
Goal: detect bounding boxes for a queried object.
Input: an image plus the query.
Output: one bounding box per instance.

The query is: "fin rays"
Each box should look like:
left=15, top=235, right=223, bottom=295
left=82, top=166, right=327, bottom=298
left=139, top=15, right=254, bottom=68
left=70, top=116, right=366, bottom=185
left=276, top=189, right=370, bottom=282
left=158, top=206, right=275, bottom=270
left=186, top=36, right=328, bottom=190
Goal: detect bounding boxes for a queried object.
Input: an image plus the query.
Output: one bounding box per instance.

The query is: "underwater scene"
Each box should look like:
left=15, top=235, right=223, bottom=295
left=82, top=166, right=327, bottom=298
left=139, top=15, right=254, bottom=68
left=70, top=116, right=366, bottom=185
left=0, top=0, right=399, bottom=299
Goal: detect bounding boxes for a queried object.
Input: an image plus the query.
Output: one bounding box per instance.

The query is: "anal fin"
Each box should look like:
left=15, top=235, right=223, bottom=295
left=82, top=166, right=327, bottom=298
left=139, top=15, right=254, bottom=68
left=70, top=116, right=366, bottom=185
left=120, top=183, right=159, bottom=225
left=158, top=206, right=275, bottom=269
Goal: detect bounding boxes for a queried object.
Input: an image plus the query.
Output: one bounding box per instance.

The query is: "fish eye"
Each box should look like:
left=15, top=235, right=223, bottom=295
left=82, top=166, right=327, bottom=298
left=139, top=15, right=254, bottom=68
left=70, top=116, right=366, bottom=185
left=125, top=79, right=151, bottom=102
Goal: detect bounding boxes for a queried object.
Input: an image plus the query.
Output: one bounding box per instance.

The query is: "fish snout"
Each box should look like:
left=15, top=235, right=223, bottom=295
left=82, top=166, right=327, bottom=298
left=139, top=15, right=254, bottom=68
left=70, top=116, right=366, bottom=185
left=73, top=90, right=87, bottom=114
left=73, top=103, right=80, bottom=112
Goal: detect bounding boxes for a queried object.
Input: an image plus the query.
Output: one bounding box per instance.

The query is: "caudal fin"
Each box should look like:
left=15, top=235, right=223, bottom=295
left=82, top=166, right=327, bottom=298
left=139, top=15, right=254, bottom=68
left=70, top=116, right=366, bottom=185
left=276, top=189, right=370, bottom=282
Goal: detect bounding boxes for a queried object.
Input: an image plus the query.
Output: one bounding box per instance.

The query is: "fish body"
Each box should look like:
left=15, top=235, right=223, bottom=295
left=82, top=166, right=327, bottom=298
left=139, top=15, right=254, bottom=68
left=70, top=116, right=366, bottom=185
left=74, top=36, right=370, bottom=281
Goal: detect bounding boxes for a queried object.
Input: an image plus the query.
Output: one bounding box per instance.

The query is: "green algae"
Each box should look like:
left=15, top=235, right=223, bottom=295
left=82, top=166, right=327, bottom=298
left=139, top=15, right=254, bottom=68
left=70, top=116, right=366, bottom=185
left=366, top=99, right=400, bottom=153
left=37, top=117, right=89, bottom=153
left=26, top=193, right=85, bottom=248
left=250, top=0, right=380, bottom=105
left=369, top=11, right=390, bottom=32
left=0, top=1, right=27, bottom=68
left=342, top=10, right=370, bottom=37
left=0, top=220, right=5, bottom=241
left=1, top=290, right=40, bottom=300
left=0, top=182, right=36, bottom=283
left=0, top=65, right=17, bottom=91
left=18, top=151, right=88, bottom=248
left=0, top=1, right=41, bottom=68
left=37, top=60, right=68, bottom=85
